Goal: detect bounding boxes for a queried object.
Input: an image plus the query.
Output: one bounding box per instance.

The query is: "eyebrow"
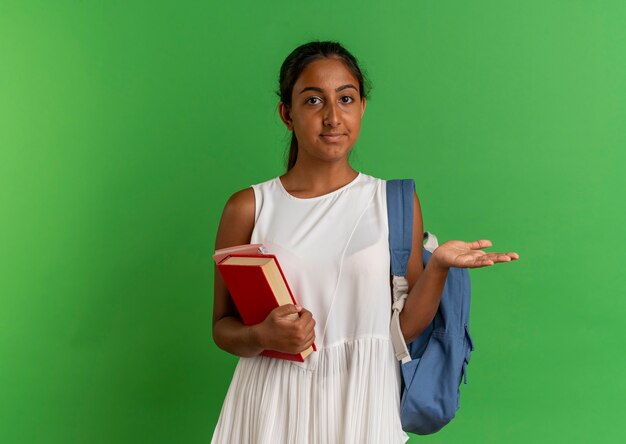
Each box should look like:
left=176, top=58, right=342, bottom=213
left=299, top=84, right=359, bottom=94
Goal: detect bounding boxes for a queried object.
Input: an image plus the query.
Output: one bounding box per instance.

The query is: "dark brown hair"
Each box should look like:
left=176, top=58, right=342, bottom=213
left=277, top=41, right=370, bottom=171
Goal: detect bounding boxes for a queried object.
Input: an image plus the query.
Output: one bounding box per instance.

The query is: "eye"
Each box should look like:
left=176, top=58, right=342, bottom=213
left=306, top=96, right=322, bottom=105
left=340, top=95, right=355, bottom=104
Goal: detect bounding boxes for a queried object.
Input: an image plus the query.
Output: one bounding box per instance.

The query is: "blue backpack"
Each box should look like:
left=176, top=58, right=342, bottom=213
left=386, top=179, right=474, bottom=435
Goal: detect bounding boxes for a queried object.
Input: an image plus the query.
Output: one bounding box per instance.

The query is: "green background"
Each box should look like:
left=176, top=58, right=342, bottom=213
left=1, top=0, right=624, bottom=443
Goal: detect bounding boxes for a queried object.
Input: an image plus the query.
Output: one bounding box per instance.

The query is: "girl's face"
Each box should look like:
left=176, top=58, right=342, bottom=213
left=279, top=57, right=366, bottom=166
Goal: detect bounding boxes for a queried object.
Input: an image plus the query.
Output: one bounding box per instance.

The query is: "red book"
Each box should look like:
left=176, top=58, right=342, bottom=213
left=216, top=252, right=316, bottom=362
left=212, top=243, right=267, bottom=265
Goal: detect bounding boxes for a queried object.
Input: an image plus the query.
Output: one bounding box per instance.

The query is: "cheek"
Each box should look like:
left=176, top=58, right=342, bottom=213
left=349, top=115, right=363, bottom=134
left=292, top=121, right=316, bottom=142
left=291, top=111, right=311, bottom=127
left=293, top=119, right=309, bottom=134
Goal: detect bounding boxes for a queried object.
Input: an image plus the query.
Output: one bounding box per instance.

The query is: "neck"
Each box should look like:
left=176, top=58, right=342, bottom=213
left=280, top=160, right=358, bottom=199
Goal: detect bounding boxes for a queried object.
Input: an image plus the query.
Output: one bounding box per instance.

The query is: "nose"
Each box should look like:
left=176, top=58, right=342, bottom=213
left=323, top=102, right=341, bottom=127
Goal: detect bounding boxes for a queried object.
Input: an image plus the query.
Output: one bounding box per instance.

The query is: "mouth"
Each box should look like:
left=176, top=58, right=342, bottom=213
left=320, top=133, right=345, bottom=142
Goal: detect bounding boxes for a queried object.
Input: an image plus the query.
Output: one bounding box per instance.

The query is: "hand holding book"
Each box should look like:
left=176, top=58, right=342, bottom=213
left=213, top=244, right=317, bottom=361
left=250, top=304, right=316, bottom=356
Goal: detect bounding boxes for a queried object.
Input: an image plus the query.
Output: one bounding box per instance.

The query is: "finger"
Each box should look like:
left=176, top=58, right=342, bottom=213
left=467, top=239, right=492, bottom=250
left=302, top=332, right=316, bottom=350
left=479, top=252, right=521, bottom=266
left=297, top=316, right=313, bottom=331
left=303, top=328, right=315, bottom=343
left=485, top=251, right=519, bottom=260
left=297, top=309, right=313, bottom=322
left=275, top=304, right=301, bottom=319
left=301, top=316, right=316, bottom=332
left=298, top=307, right=312, bottom=316
left=488, top=252, right=520, bottom=262
left=280, top=304, right=301, bottom=314
left=471, top=257, right=494, bottom=267
left=489, top=253, right=512, bottom=263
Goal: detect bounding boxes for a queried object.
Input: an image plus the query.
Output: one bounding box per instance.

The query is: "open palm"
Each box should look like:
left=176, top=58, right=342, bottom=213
left=431, top=239, right=519, bottom=269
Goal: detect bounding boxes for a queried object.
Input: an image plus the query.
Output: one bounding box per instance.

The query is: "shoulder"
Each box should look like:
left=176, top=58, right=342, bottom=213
left=353, top=172, right=387, bottom=193
left=221, top=175, right=281, bottom=222
left=358, top=172, right=383, bottom=184
left=216, top=187, right=256, bottom=248
left=222, top=187, right=255, bottom=222
left=363, top=174, right=419, bottom=191
left=377, top=176, right=423, bottom=200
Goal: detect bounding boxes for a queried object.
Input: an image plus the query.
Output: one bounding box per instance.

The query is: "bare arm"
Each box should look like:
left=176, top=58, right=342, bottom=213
left=397, top=192, right=448, bottom=343
left=212, top=188, right=316, bottom=358
left=212, top=188, right=264, bottom=357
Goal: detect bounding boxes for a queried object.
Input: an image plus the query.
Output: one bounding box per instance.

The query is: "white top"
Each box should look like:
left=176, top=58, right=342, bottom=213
left=211, top=173, right=409, bottom=444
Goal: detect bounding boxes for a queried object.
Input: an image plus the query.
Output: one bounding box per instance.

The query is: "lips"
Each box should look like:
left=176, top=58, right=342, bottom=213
left=320, top=133, right=345, bottom=142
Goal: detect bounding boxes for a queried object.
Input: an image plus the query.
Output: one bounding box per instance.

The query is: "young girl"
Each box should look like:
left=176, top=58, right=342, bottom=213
left=211, top=41, right=519, bottom=444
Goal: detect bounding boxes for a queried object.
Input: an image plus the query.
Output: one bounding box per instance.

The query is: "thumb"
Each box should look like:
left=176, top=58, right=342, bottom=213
left=468, top=239, right=492, bottom=250
left=275, top=304, right=302, bottom=317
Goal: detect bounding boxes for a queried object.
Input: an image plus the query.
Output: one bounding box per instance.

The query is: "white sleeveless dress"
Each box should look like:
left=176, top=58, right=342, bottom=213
left=211, top=173, right=409, bottom=444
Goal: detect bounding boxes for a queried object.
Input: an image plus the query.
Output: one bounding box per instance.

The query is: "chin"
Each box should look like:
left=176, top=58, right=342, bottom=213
left=323, top=149, right=354, bottom=162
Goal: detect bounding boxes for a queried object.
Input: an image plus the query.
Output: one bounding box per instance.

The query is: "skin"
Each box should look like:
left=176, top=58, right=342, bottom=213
left=212, top=57, right=520, bottom=357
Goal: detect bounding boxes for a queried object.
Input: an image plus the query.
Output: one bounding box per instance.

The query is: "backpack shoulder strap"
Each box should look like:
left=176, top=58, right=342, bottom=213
left=387, top=179, right=415, bottom=277
left=386, top=179, right=415, bottom=363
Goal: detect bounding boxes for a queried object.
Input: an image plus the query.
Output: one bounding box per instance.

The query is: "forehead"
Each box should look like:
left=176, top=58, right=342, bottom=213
left=294, top=57, right=360, bottom=91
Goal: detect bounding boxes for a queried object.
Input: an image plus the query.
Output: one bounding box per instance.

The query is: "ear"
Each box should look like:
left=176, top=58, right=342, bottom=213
left=278, top=102, right=294, bottom=130
left=360, top=97, right=367, bottom=117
